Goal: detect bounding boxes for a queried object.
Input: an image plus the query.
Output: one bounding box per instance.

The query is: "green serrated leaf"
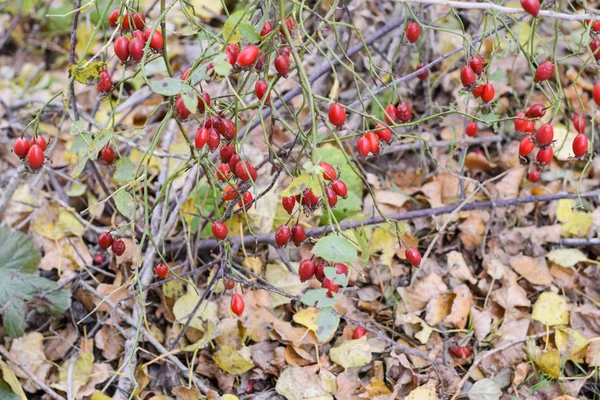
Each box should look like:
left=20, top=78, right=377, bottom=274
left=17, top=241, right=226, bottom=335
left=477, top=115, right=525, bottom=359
left=239, top=22, right=260, bottom=43
left=150, top=77, right=184, bottom=96
left=315, top=308, right=340, bottom=342
left=312, top=235, right=358, bottom=263
left=114, top=158, right=136, bottom=184
left=69, top=61, right=105, bottom=85
left=115, top=190, right=135, bottom=219
left=0, top=227, right=41, bottom=273
left=222, top=11, right=244, bottom=43
left=3, top=299, right=27, bottom=338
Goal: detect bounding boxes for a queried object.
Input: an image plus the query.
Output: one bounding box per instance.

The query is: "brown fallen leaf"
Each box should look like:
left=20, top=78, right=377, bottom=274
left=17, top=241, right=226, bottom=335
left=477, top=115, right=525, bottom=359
left=509, top=255, right=553, bottom=286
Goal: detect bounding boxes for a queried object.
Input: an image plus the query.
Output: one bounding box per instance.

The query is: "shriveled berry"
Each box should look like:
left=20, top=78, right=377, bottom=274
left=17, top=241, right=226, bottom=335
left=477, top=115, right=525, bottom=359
left=255, top=80, right=271, bottom=103
left=535, top=124, right=554, bottom=146
left=572, top=113, right=586, bottom=134
left=236, top=45, right=260, bottom=67
left=13, top=137, right=30, bottom=159
left=26, top=144, right=44, bottom=169
left=416, top=63, right=429, bottom=80
left=315, top=262, right=326, bottom=282
left=334, top=263, right=348, bottom=276
left=100, top=146, right=115, bottom=163
left=536, top=147, right=553, bottom=165
left=319, top=162, right=337, bottom=181
left=325, top=186, right=338, bottom=208
left=331, top=180, right=348, bottom=199
left=534, top=61, right=554, bottom=82
left=469, top=56, right=484, bottom=75
left=322, top=278, right=339, bottom=297
left=357, top=136, right=370, bottom=158
left=374, top=123, right=392, bottom=143
left=384, top=104, right=399, bottom=125
left=465, top=121, right=478, bottom=137
left=519, top=135, right=535, bottom=157
left=98, top=232, right=114, bottom=250
left=112, top=239, right=126, bottom=256
left=274, top=55, right=290, bottom=76
left=528, top=169, right=541, bottom=182
left=573, top=134, right=589, bottom=157
left=480, top=83, right=495, bottom=103
left=526, top=104, right=546, bottom=118
left=450, top=346, right=472, bottom=358
left=155, top=263, right=168, bottom=278
left=460, top=65, right=476, bottom=89
left=275, top=225, right=291, bottom=247
left=114, top=36, right=130, bottom=62
left=405, top=247, right=421, bottom=266
left=353, top=326, right=367, bottom=339
left=328, top=103, right=347, bottom=127
left=521, top=0, right=540, bottom=17
left=260, top=21, right=273, bottom=37
left=197, top=92, right=211, bottom=114
left=397, top=102, right=412, bottom=123
left=277, top=47, right=291, bottom=57
left=291, top=224, right=306, bottom=246
left=212, top=221, right=228, bottom=240
left=405, top=22, right=420, bottom=43
left=231, top=293, right=244, bottom=316
left=282, top=196, right=295, bottom=214
left=97, top=69, right=113, bottom=93
left=298, top=259, right=316, bottom=282
left=235, top=161, right=257, bottom=182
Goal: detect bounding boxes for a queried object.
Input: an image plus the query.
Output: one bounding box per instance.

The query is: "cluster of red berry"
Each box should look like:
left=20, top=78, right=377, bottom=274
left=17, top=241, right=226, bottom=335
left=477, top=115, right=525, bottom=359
left=98, top=232, right=126, bottom=256
left=461, top=57, right=494, bottom=106
left=298, top=259, right=348, bottom=297
left=13, top=136, right=47, bottom=170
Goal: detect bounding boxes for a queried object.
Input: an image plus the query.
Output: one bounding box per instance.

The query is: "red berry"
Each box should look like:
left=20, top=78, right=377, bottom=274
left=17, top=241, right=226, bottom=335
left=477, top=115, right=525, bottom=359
left=536, top=147, right=553, bottom=165
left=591, top=38, right=600, bottom=61
left=521, top=0, right=540, bottom=17
left=365, top=131, right=380, bottom=155
left=245, top=380, right=253, bottom=395
left=465, top=121, right=478, bottom=137
left=128, top=37, right=144, bottom=62
left=384, top=104, right=399, bottom=125
left=26, top=144, right=44, bottom=169
left=97, top=69, right=113, bottom=93
left=255, top=80, right=271, bottom=103
left=195, top=127, right=209, bottom=149
left=319, top=162, right=337, bottom=181
left=236, top=45, right=260, bottom=67
left=282, top=196, right=295, bottom=214
left=357, top=136, right=370, bottom=158
left=572, top=113, right=586, bottom=134
left=331, top=180, right=348, bottom=199
left=526, top=104, right=546, bottom=118
left=108, top=9, right=119, bottom=28
left=450, top=346, right=472, bottom=358
left=315, top=262, right=326, bottom=282
left=226, top=43, right=240, bottom=59
left=217, top=164, right=231, bottom=181
left=13, top=137, right=30, bottom=159
left=206, top=128, right=220, bottom=151
left=589, top=20, right=600, bottom=32
left=235, top=161, right=257, bottom=182
left=222, top=185, right=238, bottom=201
left=301, top=188, right=320, bottom=209
left=114, top=36, right=130, bottom=62
left=224, top=49, right=236, bottom=66
left=528, top=169, right=541, bottom=182
left=238, top=191, right=253, bottom=211
left=524, top=120, right=535, bottom=133
left=228, top=154, right=240, bottom=172
left=514, top=113, right=528, bottom=133
left=32, top=136, right=47, bottom=151
left=212, top=221, right=228, bottom=240
left=460, top=65, right=476, bottom=89
left=122, top=12, right=145, bottom=31
left=405, top=247, right=421, bottom=267
left=112, top=239, right=126, bottom=256
left=274, top=55, right=290, bottom=76
left=220, top=143, right=235, bottom=162
left=325, top=186, right=338, bottom=208
left=100, top=146, right=115, bottom=163
left=535, top=124, right=554, bottom=146
left=322, top=278, right=339, bottom=297
left=593, top=82, right=600, bottom=106
left=132, top=30, right=144, bottom=42
left=519, top=135, right=535, bottom=157
left=223, top=278, right=235, bottom=290
left=219, top=118, right=236, bottom=141
left=277, top=47, right=291, bottom=57
left=193, top=92, right=210, bottom=115
left=93, top=253, right=105, bottom=265
left=275, top=225, right=291, bottom=247
left=328, top=103, right=347, bottom=127
left=405, top=22, right=420, bottom=43
left=291, top=224, right=306, bottom=246
left=299, top=259, right=316, bottom=282
left=353, top=326, right=367, bottom=339
left=416, top=63, right=429, bottom=80
left=469, top=56, right=484, bottom=75
left=260, top=21, right=273, bottom=37
left=175, top=96, right=191, bottom=120
left=534, top=61, right=554, bottom=83
left=155, top=263, right=168, bottom=278
left=231, top=293, right=244, bottom=316
left=374, top=123, right=392, bottom=143
left=472, top=85, right=484, bottom=98
left=573, top=134, right=589, bottom=157
left=334, top=263, right=348, bottom=276
left=98, top=232, right=114, bottom=250
left=396, top=102, right=412, bottom=123
left=481, top=83, right=495, bottom=103
left=279, top=17, right=294, bottom=39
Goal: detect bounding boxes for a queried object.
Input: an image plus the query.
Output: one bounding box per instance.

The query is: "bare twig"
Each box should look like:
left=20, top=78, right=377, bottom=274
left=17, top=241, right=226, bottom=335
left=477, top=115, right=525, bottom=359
left=0, top=166, right=26, bottom=222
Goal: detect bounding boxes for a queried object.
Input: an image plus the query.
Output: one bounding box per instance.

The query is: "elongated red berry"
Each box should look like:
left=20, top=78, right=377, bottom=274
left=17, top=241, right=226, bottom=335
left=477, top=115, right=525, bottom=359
left=526, top=104, right=546, bottom=118
left=128, top=37, right=144, bottom=62
left=255, top=80, right=270, bottom=103
left=207, top=128, right=220, bottom=151
left=219, top=118, right=236, bottom=141
left=291, top=224, right=306, bottom=246
left=472, top=85, right=483, bottom=98
left=228, top=154, right=240, bottom=172
left=519, top=135, right=535, bottom=157
left=146, top=29, right=163, bottom=51
left=260, top=21, right=273, bottom=37
left=98, top=232, right=114, bottom=250
left=374, top=123, right=392, bottom=143
left=353, top=326, right=367, bottom=339
left=112, top=239, right=126, bottom=256
left=460, top=65, right=476, bottom=89
left=328, top=103, right=346, bottom=127
left=384, top=104, right=399, bottom=125
left=397, top=102, right=412, bottom=123
left=13, top=137, right=30, bottom=159
left=32, top=136, right=47, bottom=151
left=521, top=0, right=540, bottom=17
left=357, top=136, right=370, bottom=158
left=100, top=146, right=115, bottom=163
left=217, top=164, right=231, bottom=181
left=469, top=56, right=484, bottom=75
left=274, top=55, right=290, bottom=76
left=325, top=186, right=338, bottom=208
left=528, top=169, right=541, bottom=182
left=406, top=22, right=420, bottom=43
left=122, top=12, right=145, bottom=31
left=114, top=36, right=130, bottom=62
left=235, top=161, right=257, bottom=182
left=573, top=134, right=589, bottom=157
left=572, top=113, right=586, bottom=134
left=594, top=82, right=600, bottom=106
left=591, top=38, right=600, bottom=61
left=481, top=83, right=494, bottom=103
left=331, top=180, right=348, bottom=199
left=365, top=132, right=380, bottom=155
left=220, top=143, right=235, bottom=162
left=514, top=113, right=527, bottom=133
left=222, top=185, right=238, bottom=201
left=535, top=124, right=554, bottom=146
left=108, top=9, right=119, bottom=28
left=534, top=61, right=554, bottom=82
left=155, top=263, right=168, bottom=278
left=97, top=69, right=112, bottom=93
left=212, top=221, right=228, bottom=240
left=299, top=259, right=316, bottom=282
left=319, top=162, right=337, bottom=181
left=26, top=144, right=44, bottom=169
left=231, top=293, right=244, bottom=316
left=275, top=225, right=291, bottom=247
left=175, top=96, right=191, bottom=120
left=236, top=45, right=260, bottom=67
left=405, top=247, right=421, bottom=266
left=238, top=191, right=253, bottom=211
left=416, top=63, right=429, bottom=80
left=195, top=127, right=209, bottom=149
left=450, top=346, right=472, bottom=358
left=465, top=121, right=478, bottom=137
left=282, top=196, right=295, bottom=214
left=536, top=147, right=553, bottom=165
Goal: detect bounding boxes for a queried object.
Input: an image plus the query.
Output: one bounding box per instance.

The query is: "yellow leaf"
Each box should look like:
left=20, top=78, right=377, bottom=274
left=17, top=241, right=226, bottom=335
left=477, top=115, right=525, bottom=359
left=531, top=292, right=569, bottom=326
left=188, top=0, right=223, bottom=20
left=556, top=199, right=592, bottom=238
left=52, top=352, right=94, bottom=395
left=222, top=396, right=239, bottom=400
left=0, top=360, right=27, bottom=400
left=555, top=328, right=589, bottom=362
left=526, top=341, right=561, bottom=378
left=266, top=263, right=308, bottom=307
left=406, top=386, right=439, bottom=400
left=293, top=308, right=319, bottom=331
left=242, top=256, right=263, bottom=275
left=368, top=227, right=397, bottom=267
left=329, top=338, right=371, bottom=369
left=213, top=345, right=254, bottom=375
left=396, top=314, right=433, bottom=344
left=57, top=210, right=86, bottom=236
left=91, top=390, right=113, bottom=400
left=281, top=174, right=322, bottom=197
left=69, top=61, right=104, bottom=85
left=172, top=290, right=218, bottom=331
left=365, top=377, right=392, bottom=397
left=183, top=321, right=216, bottom=352
left=162, top=279, right=185, bottom=298
left=552, top=124, right=578, bottom=161
left=546, top=248, right=589, bottom=268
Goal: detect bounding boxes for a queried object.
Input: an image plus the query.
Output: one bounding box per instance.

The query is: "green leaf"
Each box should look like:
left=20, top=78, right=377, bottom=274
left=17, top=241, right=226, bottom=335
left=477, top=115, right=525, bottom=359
left=315, top=308, right=340, bottom=342
left=115, top=190, right=135, bottom=219
left=0, top=381, right=21, bottom=400
left=69, top=62, right=105, bottom=85
left=181, top=85, right=199, bottom=114
left=312, top=235, right=358, bottom=263
left=214, top=61, right=232, bottom=76
left=66, top=183, right=87, bottom=197
left=0, top=227, right=41, bottom=273
left=222, top=11, right=244, bottom=43
left=488, top=69, right=504, bottom=83
left=150, top=77, right=184, bottom=96
left=189, top=64, right=210, bottom=86
left=114, top=158, right=136, bottom=184
left=239, top=22, right=260, bottom=44
left=300, top=289, right=340, bottom=308
left=3, top=299, right=27, bottom=338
